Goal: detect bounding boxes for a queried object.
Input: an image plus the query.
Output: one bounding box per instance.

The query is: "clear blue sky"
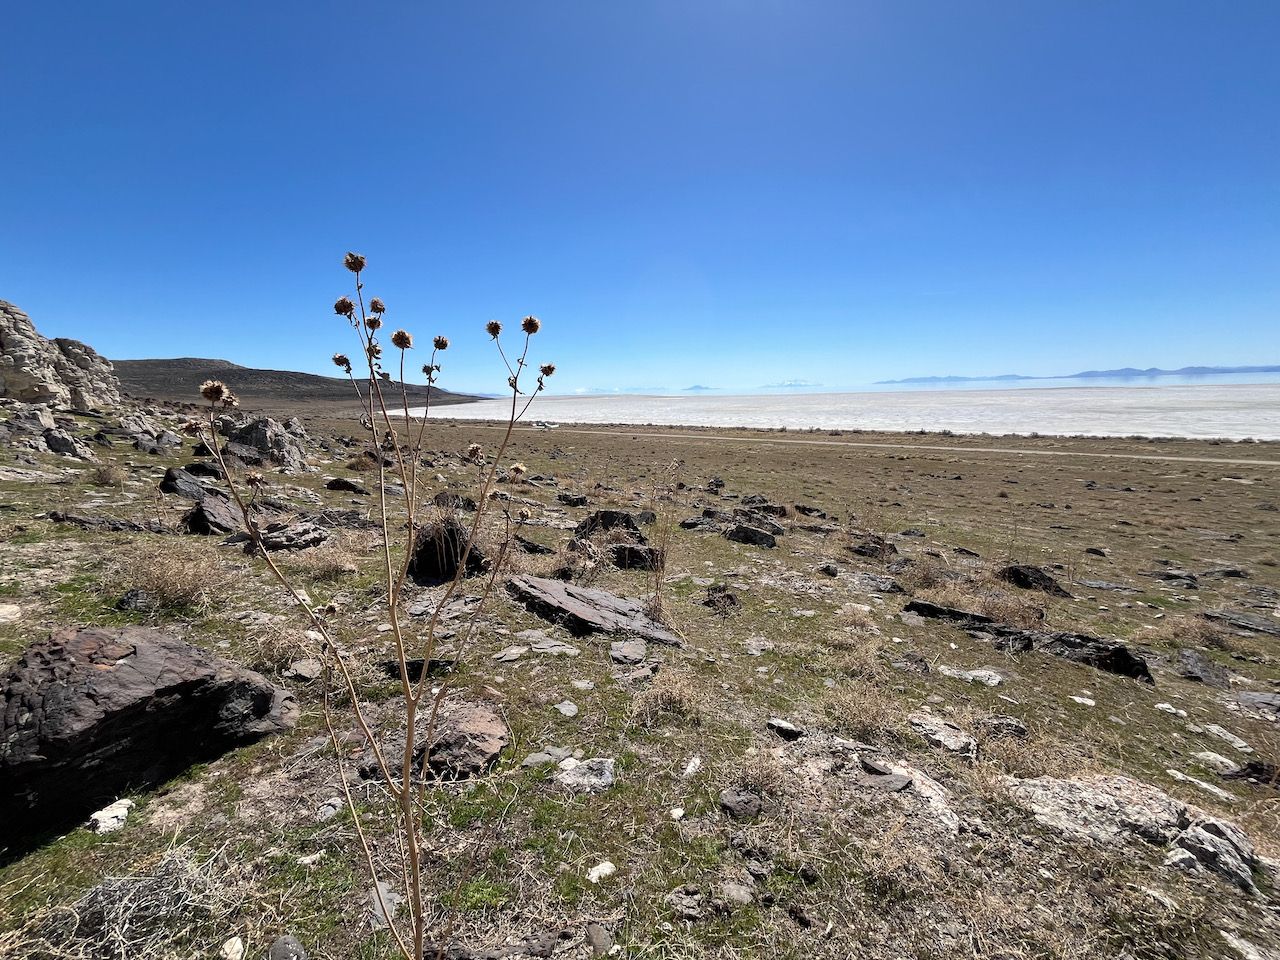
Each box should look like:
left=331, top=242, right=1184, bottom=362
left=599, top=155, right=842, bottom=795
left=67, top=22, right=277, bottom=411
left=2, top=1, right=1276, bottom=395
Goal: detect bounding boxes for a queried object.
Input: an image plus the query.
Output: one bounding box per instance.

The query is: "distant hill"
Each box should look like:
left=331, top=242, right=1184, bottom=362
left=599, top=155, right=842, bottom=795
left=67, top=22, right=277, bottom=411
left=112, top=357, right=478, bottom=413
left=876, top=365, right=1280, bottom=385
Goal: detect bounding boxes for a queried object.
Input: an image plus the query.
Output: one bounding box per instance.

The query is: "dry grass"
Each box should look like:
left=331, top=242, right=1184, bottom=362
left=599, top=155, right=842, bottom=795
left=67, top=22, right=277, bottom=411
left=106, top=539, right=228, bottom=612
left=629, top=669, right=701, bottom=727
left=88, top=464, right=126, bottom=488
left=0, top=850, right=239, bottom=960
left=724, top=749, right=787, bottom=800
left=279, top=538, right=361, bottom=581
left=817, top=679, right=907, bottom=744
left=918, top=577, right=1046, bottom=629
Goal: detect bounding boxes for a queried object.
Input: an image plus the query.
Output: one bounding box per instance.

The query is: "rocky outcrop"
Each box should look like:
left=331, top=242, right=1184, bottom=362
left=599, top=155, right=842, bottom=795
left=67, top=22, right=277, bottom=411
left=0, top=627, right=296, bottom=857
left=223, top=417, right=308, bottom=472
left=1004, top=774, right=1262, bottom=892
left=0, top=300, right=121, bottom=411
left=359, top=700, right=510, bottom=782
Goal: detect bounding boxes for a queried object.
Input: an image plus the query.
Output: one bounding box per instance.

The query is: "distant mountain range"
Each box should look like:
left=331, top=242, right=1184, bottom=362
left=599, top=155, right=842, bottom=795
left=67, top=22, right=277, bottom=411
left=876, top=365, right=1280, bottom=385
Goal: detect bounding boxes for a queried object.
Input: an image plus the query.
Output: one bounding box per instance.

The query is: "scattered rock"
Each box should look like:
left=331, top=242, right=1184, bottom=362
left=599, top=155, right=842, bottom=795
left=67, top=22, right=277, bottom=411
left=937, top=665, right=1003, bottom=686
left=575, top=509, right=644, bottom=541
left=224, top=417, right=308, bottom=473
left=903, top=599, right=994, bottom=627
left=719, top=788, right=764, bottom=820
left=995, top=564, right=1072, bottom=598
left=1176, top=649, right=1232, bottom=688
left=267, top=935, right=310, bottom=960
left=87, top=798, right=133, bottom=834
left=909, top=712, right=977, bottom=758
left=609, top=542, right=663, bottom=570
left=767, top=717, right=805, bottom=741
left=610, top=639, right=647, bottom=664
left=724, top=524, right=776, bottom=548
left=507, top=575, right=682, bottom=645
left=983, top=626, right=1152, bottom=682
left=326, top=477, right=369, bottom=495
left=555, top=757, right=616, bottom=793
left=360, top=701, right=510, bottom=782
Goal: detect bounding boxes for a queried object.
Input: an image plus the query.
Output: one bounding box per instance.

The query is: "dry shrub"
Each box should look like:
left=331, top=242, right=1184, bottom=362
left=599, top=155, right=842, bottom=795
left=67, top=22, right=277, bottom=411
left=725, top=749, right=786, bottom=800
left=280, top=539, right=360, bottom=581
left=2, top=850, right=237, bottom=960
left=630, top=669, right=701, bottom=727
left=828, top=631, right=887, bottom=680
left=818, top=679, right=906, bottom=744
left=919, top=577, right=1045, bottom=629
left=857, top=817, right=945, bottom=902
left=1141, top=614, right=1236, bottom=652
left=896, top=556, right=956, bottom=592
left=89, top=464, right=126, bottom=487
left=107, top=539, right=226, bottom=612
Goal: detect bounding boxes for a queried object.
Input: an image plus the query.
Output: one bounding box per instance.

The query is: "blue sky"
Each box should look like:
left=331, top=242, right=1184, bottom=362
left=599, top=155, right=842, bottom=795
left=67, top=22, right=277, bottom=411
left=2, top=1, right=1276, bottom=395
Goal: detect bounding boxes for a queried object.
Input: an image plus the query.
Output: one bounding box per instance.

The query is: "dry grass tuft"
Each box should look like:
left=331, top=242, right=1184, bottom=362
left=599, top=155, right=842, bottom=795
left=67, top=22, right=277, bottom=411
left=280, top=538, right=361, bottom=581
left=919, top=576, right=1045, bottom=628
left=630, top=669, right=701, bottom=727
left=817, top=679, right=907, bottom=744
left=1, top=850, right=238, bottom=960
left=106, top=539, right=227, bottom=612
left=88, top=464, right=127, bottom=488
left=725, top=749, right=787, bottom=799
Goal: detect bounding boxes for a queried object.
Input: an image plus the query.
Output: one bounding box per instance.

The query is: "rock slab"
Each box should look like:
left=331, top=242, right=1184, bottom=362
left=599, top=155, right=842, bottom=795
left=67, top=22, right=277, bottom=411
left=507, top=575, right=682, bottom=646
left=0, top=626, right=296, bottom=856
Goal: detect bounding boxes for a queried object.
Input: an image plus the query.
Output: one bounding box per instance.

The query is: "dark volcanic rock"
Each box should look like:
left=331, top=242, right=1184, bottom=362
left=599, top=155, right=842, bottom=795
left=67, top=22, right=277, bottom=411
left=995, top=564, right=1072, bottom=598
left=903, top=599, right=994, bottom=627
left=574, top=509, right=645, bottom=541
left=183, top=460, right=225, bottom=480
left=1203, top=609, right=1280, bottom=638
left=719, top=788, right=763, bottom=820
left=609, top=542, right=663, bottom=571
left=724, top=524, right=776, bottom=549
left=326, top=476, right=370, bottom=495
left=180, top=491, right=243, bottom=536
left=46, top=511, right=168, bottom=534
left=984, top=626, right=1153, bottom=682
left=159, top=466, right=211, bottom=501
left=0, top=627, right=295, bottom=857
left=408, top=516, right=488, bottom=586
left=433, top=490, right=477, bottom=511
left=514, top=534, right=556, bottom=555
left=1235, top=692, right=1280, bottom=717
left=848, top=572, right=904, bottom=594
left=851, top=535, right=897, bottom=559
left=507, top=575, right=682, bottom=645
left=1175, top=649, right=1232, bottom=688
left=557, top=492, right=588, bottom=508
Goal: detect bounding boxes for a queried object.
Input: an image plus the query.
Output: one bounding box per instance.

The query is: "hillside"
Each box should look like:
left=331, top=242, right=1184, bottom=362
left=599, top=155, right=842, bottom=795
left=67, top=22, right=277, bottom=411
left=112, top=357, right=478, bottom=412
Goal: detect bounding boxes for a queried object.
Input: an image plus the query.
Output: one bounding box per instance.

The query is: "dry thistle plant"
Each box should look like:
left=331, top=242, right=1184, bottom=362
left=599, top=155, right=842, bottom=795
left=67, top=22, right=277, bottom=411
left=195, top=253, right=554, bottom=960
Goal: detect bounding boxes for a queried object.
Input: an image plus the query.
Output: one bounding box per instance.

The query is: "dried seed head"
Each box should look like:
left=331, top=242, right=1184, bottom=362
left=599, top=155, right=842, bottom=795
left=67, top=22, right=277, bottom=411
left=366, top=315, right=382, bottom=331
left=539, top=363, right=556, bottom=377
left=369, top=296, right=386, bottom=313
left=334, top=296, right=356, bottom=317
left=246, top=472, right=267, bottom=489
left=390, top=329, right=413, bottom=349
left=521, top=315, right=541, bottom=335
left=518, top=508, right=531, bottom=521
left=466, top=442, right=483, bottom=461
left=367, top=342, right=382, bottom=360
left=344, top=251, right=367, bottom=273
left=332, top=353, right=352, bottom=373
left=379, top=371, right=391, bottom=382
left=433, top=335, right=449, bottom=351
left=199, top=379, right=227, bottom=403
left=485, top=320, right=502, bottom=338
left=509, top=462, right=527, bottom=478
left=222, top=392, right=240, bottom=409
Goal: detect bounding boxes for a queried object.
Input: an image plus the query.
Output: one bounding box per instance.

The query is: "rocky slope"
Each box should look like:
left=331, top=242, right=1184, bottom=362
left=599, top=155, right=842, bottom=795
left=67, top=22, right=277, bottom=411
left=0, top=300, right=121, bottom=411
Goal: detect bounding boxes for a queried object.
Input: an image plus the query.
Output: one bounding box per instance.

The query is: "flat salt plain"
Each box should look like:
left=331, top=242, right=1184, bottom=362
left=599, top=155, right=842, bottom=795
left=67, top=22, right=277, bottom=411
left=425, top=382, right=1280, bottom=440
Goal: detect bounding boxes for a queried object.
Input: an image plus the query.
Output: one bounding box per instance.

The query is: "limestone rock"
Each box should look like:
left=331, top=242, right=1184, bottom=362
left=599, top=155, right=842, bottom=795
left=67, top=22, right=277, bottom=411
left=0, top=300, right=121, bottom=411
